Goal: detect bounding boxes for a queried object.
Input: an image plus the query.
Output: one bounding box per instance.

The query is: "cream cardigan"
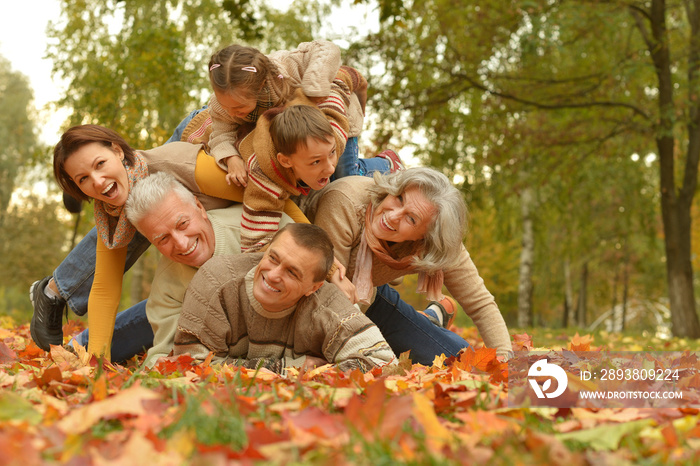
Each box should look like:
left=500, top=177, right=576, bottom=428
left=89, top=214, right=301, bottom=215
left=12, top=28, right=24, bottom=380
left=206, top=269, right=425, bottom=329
left=298, top=176, right=513, bottom=357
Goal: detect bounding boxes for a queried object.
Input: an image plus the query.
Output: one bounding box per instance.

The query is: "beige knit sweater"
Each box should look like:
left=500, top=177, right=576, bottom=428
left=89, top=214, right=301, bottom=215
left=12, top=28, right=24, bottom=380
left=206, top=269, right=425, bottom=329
left=174, top=253, right=397, bottom=374
left=297, top=176, right=513, bottom=357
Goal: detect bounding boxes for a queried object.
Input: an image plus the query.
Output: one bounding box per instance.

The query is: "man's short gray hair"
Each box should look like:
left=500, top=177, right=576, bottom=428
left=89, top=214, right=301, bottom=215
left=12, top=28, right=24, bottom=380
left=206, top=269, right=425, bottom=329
left=125, top=172, right=199, bottom=228
left=368, top=167, right=468, bottom=272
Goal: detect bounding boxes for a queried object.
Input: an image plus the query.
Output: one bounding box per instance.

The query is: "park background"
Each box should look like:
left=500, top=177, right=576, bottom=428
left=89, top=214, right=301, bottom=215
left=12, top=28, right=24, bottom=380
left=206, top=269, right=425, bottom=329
left=2, top=1, right=700, bottom=464
left=3, top=0, right=700, bottom=342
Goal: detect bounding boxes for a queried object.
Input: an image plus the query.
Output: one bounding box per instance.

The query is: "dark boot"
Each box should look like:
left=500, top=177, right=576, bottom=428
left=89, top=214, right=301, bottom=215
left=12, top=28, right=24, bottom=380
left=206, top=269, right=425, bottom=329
left=29, top=276, right=65, bottom=351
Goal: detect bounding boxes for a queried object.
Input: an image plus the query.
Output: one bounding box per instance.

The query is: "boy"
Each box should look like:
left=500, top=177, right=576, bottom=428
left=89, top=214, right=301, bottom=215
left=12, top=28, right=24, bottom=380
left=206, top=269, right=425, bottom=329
left=236, top=67, right=363, bottom=252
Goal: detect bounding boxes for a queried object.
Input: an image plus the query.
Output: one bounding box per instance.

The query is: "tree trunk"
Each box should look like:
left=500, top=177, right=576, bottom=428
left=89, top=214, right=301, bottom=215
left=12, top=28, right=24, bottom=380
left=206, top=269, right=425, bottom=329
left=661, top=211, right=700, bottom=336
left=563, top=259, right=574, bottom=328
left=633, top=0, right=700, bottom=338
left=517, top=185, right=535, bottom=328
left=577, top=262, right=588, bottom=327
left=130, top=257, right=145, bottom=307
left=621, top=263, right=629, bottom=331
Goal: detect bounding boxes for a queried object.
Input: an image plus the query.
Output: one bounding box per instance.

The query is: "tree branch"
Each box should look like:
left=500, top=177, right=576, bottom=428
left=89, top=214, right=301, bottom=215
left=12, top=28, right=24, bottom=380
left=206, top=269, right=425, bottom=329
left=448, top=71, right=651, bottom=119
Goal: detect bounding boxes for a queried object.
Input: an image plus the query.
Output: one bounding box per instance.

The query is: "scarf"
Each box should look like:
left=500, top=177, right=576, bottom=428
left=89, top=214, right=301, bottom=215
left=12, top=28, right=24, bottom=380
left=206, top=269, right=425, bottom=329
left=352, top=203, right=445, bottom=304
left=93, top=152, right=149, bottom=249
left=243, top=77, right=285, bottom=124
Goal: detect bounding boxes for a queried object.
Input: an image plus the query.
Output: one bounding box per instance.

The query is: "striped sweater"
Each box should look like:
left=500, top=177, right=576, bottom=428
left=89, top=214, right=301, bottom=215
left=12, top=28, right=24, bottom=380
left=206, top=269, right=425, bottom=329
left=173, top=253, right=396, bottom=374
left=235, top=70, right=357, bottom=252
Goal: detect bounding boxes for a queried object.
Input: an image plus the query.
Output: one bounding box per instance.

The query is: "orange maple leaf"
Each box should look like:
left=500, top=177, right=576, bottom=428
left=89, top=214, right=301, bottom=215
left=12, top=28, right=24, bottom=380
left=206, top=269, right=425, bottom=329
left=567, top=333, right=594, bottom=351
left=344, top=380, right=387, bottom=437
left=472, top=347, right=498, bottom=372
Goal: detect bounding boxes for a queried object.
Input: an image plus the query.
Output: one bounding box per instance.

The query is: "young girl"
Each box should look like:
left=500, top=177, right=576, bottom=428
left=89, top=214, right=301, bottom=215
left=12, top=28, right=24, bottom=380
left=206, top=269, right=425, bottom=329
left=175, top=41, right=403, bottom=186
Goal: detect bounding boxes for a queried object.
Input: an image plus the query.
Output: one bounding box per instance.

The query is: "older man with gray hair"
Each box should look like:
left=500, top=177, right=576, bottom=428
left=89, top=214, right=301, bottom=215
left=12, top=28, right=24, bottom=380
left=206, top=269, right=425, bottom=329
left=126, top=172, right=299, bottom=367
left=70, top=171, right=294, bottom=366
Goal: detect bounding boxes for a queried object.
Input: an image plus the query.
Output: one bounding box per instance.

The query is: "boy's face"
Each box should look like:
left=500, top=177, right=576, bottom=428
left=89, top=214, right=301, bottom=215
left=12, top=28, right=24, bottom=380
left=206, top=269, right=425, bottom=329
left=277, top=135, right=338, bottom=190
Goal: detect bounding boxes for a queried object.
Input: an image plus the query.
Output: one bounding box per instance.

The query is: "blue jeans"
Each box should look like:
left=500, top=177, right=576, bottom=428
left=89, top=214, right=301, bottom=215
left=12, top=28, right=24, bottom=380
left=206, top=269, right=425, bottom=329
left=333, top=137, right=390, bottom=178
left=166, top=105, right=209, bottom=144
left=53, top=228, right=152, bottom=315
left=367, top=285, right=470, bottom=365
left=71, top=300, right=153, bottom=363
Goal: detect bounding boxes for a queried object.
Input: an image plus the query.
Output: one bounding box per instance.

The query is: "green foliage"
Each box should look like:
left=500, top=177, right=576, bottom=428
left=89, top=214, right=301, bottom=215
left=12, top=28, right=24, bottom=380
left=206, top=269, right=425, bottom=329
left=0, top=55, right=41, bottom=217
left=45, top=0, right=329, bottom=149
left=47, top=0, right=215, bottom=146
left=162, top=386, right=247, bottom=449
left=0, top=191, right=72, bottom=313
left=352, top=0, right=691, bottom=329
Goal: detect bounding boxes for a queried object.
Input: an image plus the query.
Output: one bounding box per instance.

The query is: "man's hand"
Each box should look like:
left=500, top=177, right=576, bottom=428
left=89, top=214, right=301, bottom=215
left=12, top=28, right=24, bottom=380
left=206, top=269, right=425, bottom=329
left=302, top=355, right=328, bottom=371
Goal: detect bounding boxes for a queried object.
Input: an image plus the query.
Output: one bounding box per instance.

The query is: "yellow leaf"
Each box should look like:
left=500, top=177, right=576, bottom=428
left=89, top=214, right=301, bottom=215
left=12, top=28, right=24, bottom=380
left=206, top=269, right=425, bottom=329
left=165, top=429, right=195, bottom=459
left=305, top=363, right=334, bottom=378
left=50, top=345, right=80, bottom=368
left=57, top=384, right=161, bottom=434
left=432, top=354, right=447, bottom=369
left=72, top=342, right=92, bottom=366
left=556, top=419, right=652, bottom=451
left=92, top=373, right=108, bottom=401
left=412, top=392, right=451, bottom=453
left=59, top=434, right=86, bottom=464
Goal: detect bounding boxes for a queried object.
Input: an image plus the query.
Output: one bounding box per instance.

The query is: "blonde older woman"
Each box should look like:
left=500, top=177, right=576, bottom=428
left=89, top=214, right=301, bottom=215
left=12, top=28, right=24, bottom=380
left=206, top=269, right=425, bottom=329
left=298, top=167, right=513, bottom=363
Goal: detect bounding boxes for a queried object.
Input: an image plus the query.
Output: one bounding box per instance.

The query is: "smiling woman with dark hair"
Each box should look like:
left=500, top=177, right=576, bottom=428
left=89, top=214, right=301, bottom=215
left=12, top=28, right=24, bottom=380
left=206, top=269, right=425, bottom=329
left=30, top=124, right=306, bottom=361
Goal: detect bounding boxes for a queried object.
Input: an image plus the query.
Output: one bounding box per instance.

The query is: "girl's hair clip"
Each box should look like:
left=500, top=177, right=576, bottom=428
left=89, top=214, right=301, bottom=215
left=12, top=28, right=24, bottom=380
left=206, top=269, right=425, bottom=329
left=277, top=74, right=284, bottom=79
left=242, top=66, right=257, bottom=72
left=209, top=63, right=221, bottom=71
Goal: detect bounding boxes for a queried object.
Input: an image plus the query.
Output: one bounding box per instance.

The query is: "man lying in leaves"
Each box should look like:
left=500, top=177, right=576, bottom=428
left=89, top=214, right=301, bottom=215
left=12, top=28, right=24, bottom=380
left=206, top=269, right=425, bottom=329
left=173, top=223, right=397, bottom=374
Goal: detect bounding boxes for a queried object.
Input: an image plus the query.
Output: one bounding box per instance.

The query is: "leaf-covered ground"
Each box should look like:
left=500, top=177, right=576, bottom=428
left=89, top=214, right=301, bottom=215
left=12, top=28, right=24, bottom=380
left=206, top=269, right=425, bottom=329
left=1, top=317, right=699, bottom=465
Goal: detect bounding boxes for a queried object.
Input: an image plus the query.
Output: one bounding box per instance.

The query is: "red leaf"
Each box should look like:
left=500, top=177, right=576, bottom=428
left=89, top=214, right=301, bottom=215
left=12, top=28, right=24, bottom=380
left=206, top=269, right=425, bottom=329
left=153, top=353, right=197, bottom=374
left=345, top=380, right=387, bottom=436
left=512, top=333, right=534, bottom=351
left=35, top=365, right=62, bottom=388
left=661, top=423, right=679, bottom=448
left=17, top=340, right=45, bottom=360
left=0, top=341, right=17, bottom=363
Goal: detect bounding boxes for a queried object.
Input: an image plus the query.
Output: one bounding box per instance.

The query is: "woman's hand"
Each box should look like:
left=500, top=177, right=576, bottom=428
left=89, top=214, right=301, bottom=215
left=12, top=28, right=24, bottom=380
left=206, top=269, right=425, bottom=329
left=224, top=155, right=248, bottom=187
left=330, top=266, right=358, bottom=304
left=333, top=256, right=346, bottom=281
